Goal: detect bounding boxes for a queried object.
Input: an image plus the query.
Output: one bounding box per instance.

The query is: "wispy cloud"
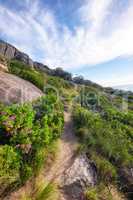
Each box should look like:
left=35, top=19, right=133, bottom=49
left=0, top=0, right=133, bottom=72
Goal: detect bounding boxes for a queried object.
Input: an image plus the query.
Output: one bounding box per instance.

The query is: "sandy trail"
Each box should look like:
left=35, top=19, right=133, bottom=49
left=44, top=110, right=78, bottom=199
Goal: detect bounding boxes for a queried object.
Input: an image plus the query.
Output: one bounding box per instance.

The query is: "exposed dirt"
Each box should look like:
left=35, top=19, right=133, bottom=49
left=44, top=110, right=79, bottom=200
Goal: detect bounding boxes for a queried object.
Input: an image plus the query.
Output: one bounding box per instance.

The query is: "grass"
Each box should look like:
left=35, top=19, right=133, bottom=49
left=35, top=183, right=59, bottom=200
left=20, top=182, right=59, bottom=200
left=86, top=184, right=125, bottom=200
left=8, top=60, right=45, bottom=90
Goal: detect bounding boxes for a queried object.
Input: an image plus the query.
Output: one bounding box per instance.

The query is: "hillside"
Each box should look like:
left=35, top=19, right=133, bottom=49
left=0, top=41, right=133, bottom=200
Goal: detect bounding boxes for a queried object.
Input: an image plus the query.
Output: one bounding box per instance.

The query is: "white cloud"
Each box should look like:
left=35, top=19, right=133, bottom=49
left=79, top=0, right=113, bottom=31
left=0, top=0, right=133, bottom=76
left=100, top=74, right=133, bottom=87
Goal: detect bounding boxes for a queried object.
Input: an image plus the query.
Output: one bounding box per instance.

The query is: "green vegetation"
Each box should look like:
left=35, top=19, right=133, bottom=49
left=0, top=145, right=20, bottom=185
left=85, top=184, right=124, bottom=200
left=35, top=183, right=58, bottom=200
left=73, top=86, right=133, bottom=198
left=0, top=94, right=64, bottom=193
left=8, top=60, right=45, bottom=90
left=86, top=187, right=98, bottom=200
left=1, top=56, right=133, bottom=199
left=8, top=60, right=76, bottom=103
left=20, top=182, right=59, bottom=200
left=73, top=105, right=132, bottom=167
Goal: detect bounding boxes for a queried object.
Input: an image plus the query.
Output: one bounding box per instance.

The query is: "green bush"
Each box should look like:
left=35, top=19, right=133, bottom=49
left=35, top=183, right=58, bottom=200
left=73, top=105, right=133, bottom=167
left=20, top=163, right=33, bottom=184
left=86, top=188, right=98, bottom=200
left=8, top=60, right=44, bottom=90
left=73, top=103, right=133, bottom=198
left=91, top=153, right=117, bottom=183
left=0, top=145, right=20, bottom=184
left=0, top=94, right=64, bottom=190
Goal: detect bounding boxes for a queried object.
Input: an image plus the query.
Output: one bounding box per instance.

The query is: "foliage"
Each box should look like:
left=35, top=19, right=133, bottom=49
left=73, top=104, right=133, bottom=197
left=91, top=153, right=117, bottom=183
left=0, top=94, right=64, bottom=189
left=86, top=184, right=123, bottom=200
left=35, top=183, right=58, bottom=200
left=86, top=188, right=98, bottom=200
left=0, top=145, right=20, bottom=184
left=52, top=67, right=72, bottom=81
left=8, top=60, right=45, bottom=90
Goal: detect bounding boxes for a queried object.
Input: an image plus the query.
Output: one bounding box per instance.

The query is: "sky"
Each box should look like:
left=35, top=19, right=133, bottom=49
left=0, top=0, right=133, bottom=89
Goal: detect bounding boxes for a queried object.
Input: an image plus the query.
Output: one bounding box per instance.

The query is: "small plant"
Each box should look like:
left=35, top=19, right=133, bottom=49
left=86, top=187, right=98, bottom=200
left=35, top=183, right=58, bottom=200
left=0, top=145, right=20, bottom=185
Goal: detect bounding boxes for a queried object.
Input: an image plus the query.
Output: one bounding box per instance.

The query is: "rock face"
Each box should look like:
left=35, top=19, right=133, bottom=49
left=60, top=154, right=97, bottom=200
left=0, top=72, right=43, bottom=104
left=0, top=40, right=34, bottom=68
left=15, top=51, right=34, bottom=67
left=34, top=62, right=51, bottom=74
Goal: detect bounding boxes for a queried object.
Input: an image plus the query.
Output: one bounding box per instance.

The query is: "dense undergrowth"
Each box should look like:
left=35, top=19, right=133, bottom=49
left=0, top=58, right=133, bottom=199
left=8, top=60, right=76, bottom=99
left=9, top=60, right=45, bottom=90
left=0, top=94, right=64, bottom=196
left=73, top=86, right=133, bottom=199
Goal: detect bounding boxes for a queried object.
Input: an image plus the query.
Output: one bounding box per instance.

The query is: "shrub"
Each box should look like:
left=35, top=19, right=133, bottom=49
left=91, top=153, right=117, bottom=184
left=9, top=60, right=44, bottom=90
left=0, top=103, right=35, bottom=148
left=73, top=105, right=133, bottom=167
left=0, top=94, right=64, bottom=190
left=35, top=183, right=58, bottom=200
left=0, top=145, right=20, bottom=184
left=20, top=163, right=33, bottom=184
left=86, top=188, right=98, bottom=200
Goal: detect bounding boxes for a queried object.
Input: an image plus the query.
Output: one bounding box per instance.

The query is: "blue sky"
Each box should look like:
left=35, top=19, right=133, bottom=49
left=0, top=0, right=133, bottom=89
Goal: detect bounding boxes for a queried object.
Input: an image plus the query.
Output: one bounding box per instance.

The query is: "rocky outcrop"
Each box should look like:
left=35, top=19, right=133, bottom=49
left=0, top=72, right=43, bottom=104
left=60, top=154, right=97, bottom=200
left=34, top=62, right=52, bottom=74
left=0, top=40, right=34, bottom=68
left=15, top=51, right=34, bottom=67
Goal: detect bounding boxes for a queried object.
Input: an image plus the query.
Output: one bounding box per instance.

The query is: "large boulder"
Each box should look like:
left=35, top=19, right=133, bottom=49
left=60, top=154, right=97, bottom=200
left=0, top=72, right=43, bottom=104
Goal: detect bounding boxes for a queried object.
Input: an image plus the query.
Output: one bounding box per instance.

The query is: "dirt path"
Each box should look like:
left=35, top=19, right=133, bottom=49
left=43, top=110, right=78, bottom=200
left=45, top=111, right=78, bottom=183
left=3, top=109, right=78, bottom=200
